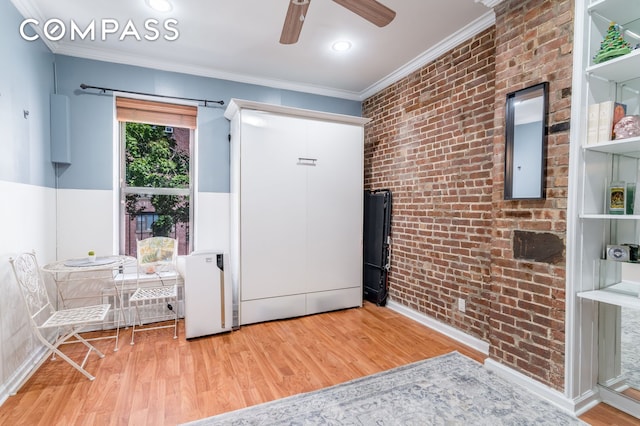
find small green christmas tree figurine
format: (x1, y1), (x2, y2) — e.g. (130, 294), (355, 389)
(593, 22), (632, 64)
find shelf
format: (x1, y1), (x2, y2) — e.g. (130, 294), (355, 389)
(583, 136), (640, 156)
(588, 0), (639, 25)
(581, 213), (640, 219)
(578, 281), (640, 310)
(586, 49), (640, 83)
(588, 0), (640, 40)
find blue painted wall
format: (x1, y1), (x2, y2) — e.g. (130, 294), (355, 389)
(2, 0), (361, 192)
(0, 0), (55, 188)
(52, 55), (362, 192)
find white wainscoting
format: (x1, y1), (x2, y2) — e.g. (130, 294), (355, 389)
(56, 189), (231, 258)
(194, 192), (230, 253)
(0, 180), (56, 404)
(0, 187), (230, 404)
(56, 188), (116, 260)
(0, 181), (57, 259)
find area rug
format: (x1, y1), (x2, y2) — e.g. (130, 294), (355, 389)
(182, 351), (584, 425)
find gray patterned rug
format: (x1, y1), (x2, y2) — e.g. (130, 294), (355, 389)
(182, 351), (584, 426)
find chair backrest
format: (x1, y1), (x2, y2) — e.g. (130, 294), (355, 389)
(9, 252), (54, 327)
(137, 237), (178, 273)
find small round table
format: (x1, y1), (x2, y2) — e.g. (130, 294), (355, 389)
(42, 255), (137, 351)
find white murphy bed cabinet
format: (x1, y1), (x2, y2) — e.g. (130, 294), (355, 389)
(224, 99), (370, 325)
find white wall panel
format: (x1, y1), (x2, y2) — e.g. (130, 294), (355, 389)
(194, 192), (230, 253)
(58, 189), (230, 258)
(56, 189), (116, 260)
(0, 181), (56, 401)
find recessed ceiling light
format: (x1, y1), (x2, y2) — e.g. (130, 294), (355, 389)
(147, 0), (172, 12)
(332, 40), (352, 52)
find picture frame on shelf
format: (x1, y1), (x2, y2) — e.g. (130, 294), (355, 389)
(608, 181), (626, 214)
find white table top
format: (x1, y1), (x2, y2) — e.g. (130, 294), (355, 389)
(42, 255), (136, 273)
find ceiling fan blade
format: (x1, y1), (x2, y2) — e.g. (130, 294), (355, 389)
(280, 0), (311, 44)
(332, 0), (395, 27)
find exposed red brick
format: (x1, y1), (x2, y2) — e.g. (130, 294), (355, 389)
(363, 0), (572, 392)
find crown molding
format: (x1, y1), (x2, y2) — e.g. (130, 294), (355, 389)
(10, 0), (57, 52)
(359, 10), (496, 100)
(52, 41), (364, 101)
(475, 0), (505, 8)
(11, 0), (496, 103)
(10, 0), (363, 101)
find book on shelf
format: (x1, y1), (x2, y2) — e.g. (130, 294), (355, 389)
(593, 101), (627, 143)
(586, 102), (599, 145)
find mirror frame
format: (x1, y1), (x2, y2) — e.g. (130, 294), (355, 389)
(504, 82), (549, 200)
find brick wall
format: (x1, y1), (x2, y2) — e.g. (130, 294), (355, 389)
(490, 0), (573, 390)
(363, 27), (496, 342)
(362, 0), (573, 391)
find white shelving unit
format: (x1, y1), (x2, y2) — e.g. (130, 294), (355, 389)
(583, 136), (640, 155)
(578, 281), (640, 309)
(569, 0), (640, 417)
(576, 3), (640, 304)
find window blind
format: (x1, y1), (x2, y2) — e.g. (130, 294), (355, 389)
(116, 97), (197, 129)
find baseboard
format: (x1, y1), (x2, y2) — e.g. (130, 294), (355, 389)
(0, 345), (49, 405)
(485, 358), (585, 416)
(386, 300), (490, 355)
(572, 388), (601, 416)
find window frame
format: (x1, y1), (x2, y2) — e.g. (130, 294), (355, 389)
(117, 113), (195, 256)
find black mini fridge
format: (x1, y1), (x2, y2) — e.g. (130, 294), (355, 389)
(363, 189), (392, 306)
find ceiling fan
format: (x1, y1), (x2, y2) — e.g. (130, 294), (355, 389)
(280, 0), (396, 45)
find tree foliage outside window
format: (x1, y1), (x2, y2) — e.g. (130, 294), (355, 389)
(124, 123), (190, 238)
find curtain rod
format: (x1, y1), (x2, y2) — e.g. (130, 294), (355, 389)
(79, 83), (225, 106)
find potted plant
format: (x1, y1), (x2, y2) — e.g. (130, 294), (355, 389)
(87, 250), (96, 262)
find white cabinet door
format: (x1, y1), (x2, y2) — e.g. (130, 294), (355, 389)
(240, 111), (308, 301)
(306, 120), (363, 293)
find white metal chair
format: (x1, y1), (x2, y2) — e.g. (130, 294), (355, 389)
(129, 237), (179, 344)
(9, 252), (110, 384)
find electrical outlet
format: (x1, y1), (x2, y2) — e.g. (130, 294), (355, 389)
(458, 298), (466, 313)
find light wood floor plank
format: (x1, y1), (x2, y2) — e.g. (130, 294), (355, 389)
(0, 302), (635, 425)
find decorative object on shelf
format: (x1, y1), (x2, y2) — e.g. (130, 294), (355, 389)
(612, 102), (627, 139)
(87, 250), (96, 262)
(622, 243), (640, 262)
(627, 183), (636, 214)
(608, 181), (626, 214)
(614, 115), (640, 140)
(593, 22), (632, 64)
(607, 244), (631, 262)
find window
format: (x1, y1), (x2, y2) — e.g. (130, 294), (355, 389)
(135, 212), (159, 236)
(117, 97), (197, 256)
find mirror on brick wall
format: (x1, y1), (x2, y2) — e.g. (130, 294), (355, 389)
(504, 82), (548, 200)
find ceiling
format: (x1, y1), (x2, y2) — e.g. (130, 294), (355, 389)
(11, 0), (500, 101)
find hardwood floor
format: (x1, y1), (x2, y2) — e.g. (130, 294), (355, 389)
(0, 302), (637, 425)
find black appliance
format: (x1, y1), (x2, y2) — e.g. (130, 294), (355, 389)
(363, 189), (392, 306)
